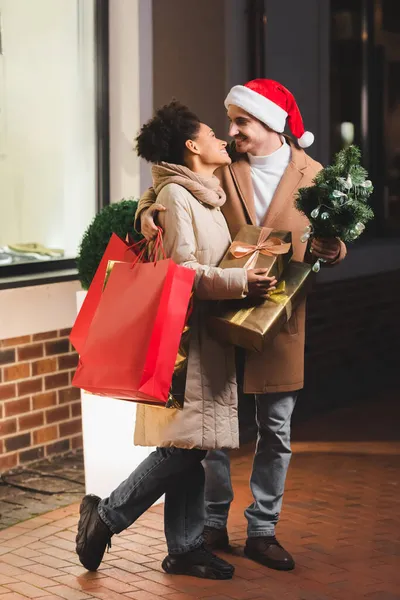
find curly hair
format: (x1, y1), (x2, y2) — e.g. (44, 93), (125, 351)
(135, 100), (201, 166)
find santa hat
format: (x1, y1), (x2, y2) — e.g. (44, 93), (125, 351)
(224, 79), (314, 148)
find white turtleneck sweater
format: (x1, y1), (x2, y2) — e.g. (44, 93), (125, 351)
(248, 139), (291, 226)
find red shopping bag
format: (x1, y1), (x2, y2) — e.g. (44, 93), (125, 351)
(72, 252), (195, 405)
(70, 234), (141, 354)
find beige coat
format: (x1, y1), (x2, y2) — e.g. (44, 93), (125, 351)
(134, 182), (248, 450)
(136, 141), (347, 395)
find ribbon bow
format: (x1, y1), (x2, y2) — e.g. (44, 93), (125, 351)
(267, 280), (292, 320)
(229, 228), (291, 270)
(267, 280), (287, 303)
(230, 279), (292, 327)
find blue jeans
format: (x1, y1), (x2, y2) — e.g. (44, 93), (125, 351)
(203, 392), (297, 537)
(98, 447), (207, 554)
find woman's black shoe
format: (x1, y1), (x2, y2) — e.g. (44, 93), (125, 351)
(76, 494), (113, 571)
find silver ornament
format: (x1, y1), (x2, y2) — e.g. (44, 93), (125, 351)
(345, 175), (353, 189)
(361, 180), (372, 189)
(300, 232), (310, 243)
(321, 212), (330, 220)
(355, 222), (365, 233)
(312, 259), (321, 273)
(311, 207), (320, 219)
(332, 190), (347, 198)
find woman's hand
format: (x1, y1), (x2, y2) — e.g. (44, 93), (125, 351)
(247, 269), (277, 298)
(140, 204), (166, 241)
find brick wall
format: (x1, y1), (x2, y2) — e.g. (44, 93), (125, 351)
(305, 269), (400, 370)
(0, 329), (81, 471)
(301, 267), (400, 415)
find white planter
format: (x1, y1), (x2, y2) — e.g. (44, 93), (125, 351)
(76, 290), (159, 500)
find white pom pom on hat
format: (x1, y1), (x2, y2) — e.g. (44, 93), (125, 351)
(224, 79), (314, 148)
(298, 131), (314, 148)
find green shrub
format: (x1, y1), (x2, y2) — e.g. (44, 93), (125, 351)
(77, 198), (143, 290)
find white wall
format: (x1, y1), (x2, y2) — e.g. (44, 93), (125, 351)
(0, 280), (81, 339)
(109, 0), (142, 203)
(0, 0), (96, 257)
(138, 0), (154, 193)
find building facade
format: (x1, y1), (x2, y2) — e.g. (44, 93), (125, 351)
(1, 0), (399, 469)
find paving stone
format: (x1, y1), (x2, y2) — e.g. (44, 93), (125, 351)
(0, 400), (398, 599)
(0, 451), (84, 529)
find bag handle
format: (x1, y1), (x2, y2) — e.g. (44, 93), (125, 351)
(148, 228), (166, 263)
(129, 228), (166, 269)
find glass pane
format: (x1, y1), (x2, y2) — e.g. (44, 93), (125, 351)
(330, 0), (400, 236)
(330, 0), (363, 155)
(0, 0), (96, 267)
(378, 2), (400, 233)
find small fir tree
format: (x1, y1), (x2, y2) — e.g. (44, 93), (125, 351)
(295, 145), (374, 271)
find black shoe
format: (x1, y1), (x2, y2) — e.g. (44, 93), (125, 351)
(76, 494), (113, 571)
(162, 544), (234, 579)
(203, 525), (230, 551)
(244, 536), (295, 571)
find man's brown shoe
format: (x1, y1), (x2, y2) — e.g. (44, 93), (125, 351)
(203, 525), (230, 551)
(244, 536), (295, 571)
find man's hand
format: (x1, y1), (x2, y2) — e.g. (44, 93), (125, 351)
(311, 237), (341, 263)
(247, 269), (277, 298)
(140, 204), (166, 241)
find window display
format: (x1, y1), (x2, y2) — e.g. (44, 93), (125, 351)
(0, 0), (99, 268)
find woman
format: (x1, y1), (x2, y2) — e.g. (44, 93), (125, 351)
(75, 101), (275, 580)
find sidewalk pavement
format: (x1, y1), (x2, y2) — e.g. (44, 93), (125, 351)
(0, 398), (399, 600)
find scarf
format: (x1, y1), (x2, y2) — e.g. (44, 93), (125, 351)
(151, 162), (226, 208)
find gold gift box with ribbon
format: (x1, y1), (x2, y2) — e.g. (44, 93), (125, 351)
(219, 225), (293, 278)
(209, 225), (312, 352)
(210, 260), (312, 353)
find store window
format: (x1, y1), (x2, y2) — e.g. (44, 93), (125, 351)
(330, 0), (363, 155)
(330, 0), (400, 236)
(0, 0), (108, 271)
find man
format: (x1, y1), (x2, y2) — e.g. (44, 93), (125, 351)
(137, 79), (346, 571)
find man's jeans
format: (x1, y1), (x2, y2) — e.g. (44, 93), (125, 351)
(99, 446), (207, 554)
(203, 392), (297, 537)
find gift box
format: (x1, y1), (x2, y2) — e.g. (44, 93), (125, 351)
(209, 261), (313, 353)
(219, 225), (292, 279)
